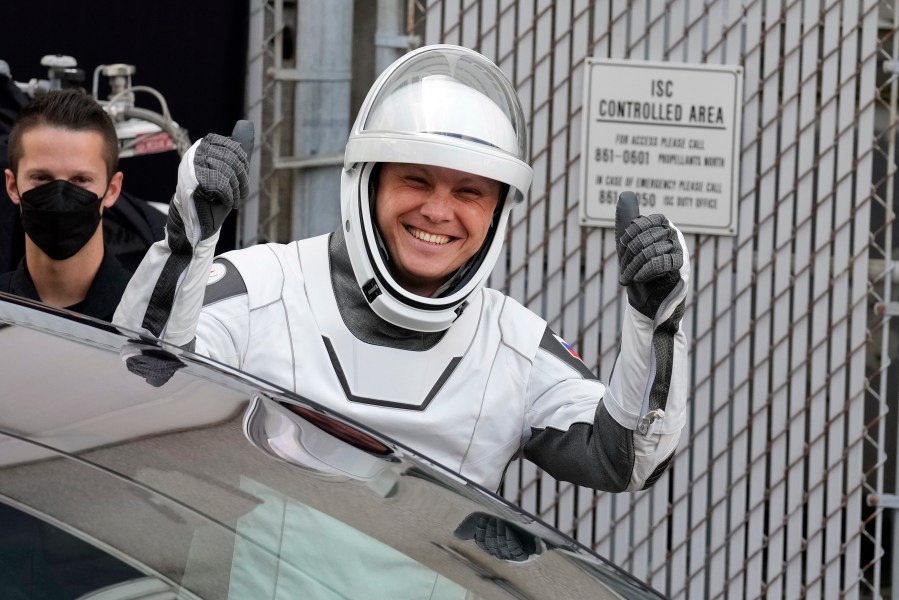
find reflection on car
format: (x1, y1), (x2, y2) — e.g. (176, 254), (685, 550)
(0, 292), (665, 599)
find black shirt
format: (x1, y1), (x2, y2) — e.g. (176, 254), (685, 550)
(0, 248), (131, 322)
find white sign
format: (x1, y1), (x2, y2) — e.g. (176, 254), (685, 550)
(579, 58), (743, 236)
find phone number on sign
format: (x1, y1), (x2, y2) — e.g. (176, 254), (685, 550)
(597, 190), (656, 206)
(594, 149), (650, 165)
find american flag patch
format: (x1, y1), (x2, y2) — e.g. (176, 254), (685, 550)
(554, 334), (582, 360)
(541, 328), (597, 380)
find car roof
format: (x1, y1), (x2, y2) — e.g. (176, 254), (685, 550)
(0, 292), (665, 599)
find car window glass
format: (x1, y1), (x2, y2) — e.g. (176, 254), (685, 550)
(0, 502), (171, 600)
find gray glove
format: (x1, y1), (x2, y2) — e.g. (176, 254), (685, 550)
(192, 132), (250, 241)
(615, 191), (684, 320)
(121, 342), (185, 387)
(454, 513), (539, 562)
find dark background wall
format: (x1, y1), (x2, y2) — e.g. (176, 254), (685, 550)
(0, 0), (249, 254)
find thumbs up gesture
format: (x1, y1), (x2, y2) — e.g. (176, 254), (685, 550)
(614, 191), (686, 320)
(190, 121), (254, 240)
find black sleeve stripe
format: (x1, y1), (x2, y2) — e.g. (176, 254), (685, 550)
(141, 207), (193, 337)
(538, 326), (597, 380)
(203, 258), (247, 306)
(647, 299), (686, 414)
(141, 253), (191, 337)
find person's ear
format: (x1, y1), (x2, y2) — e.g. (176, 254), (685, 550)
(4, 169), (20, 206)
(102, 171), (124, 210)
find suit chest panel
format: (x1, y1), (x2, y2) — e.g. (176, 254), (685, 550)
(238, 237), (532, 478)
(294, 236), (480, 406)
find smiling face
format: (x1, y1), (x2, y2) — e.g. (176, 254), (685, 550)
(375, 162), (502, 297)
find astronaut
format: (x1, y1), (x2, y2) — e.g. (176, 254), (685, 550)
(114, 44), (690, 494)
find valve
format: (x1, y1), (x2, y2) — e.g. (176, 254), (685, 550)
(39, 54), (84, 91)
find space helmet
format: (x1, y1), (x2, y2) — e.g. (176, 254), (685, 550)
(341, 44), (532, 332)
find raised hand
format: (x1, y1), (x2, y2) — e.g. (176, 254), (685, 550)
(614, 191), (684, 320)
(190, 121), (253, 241)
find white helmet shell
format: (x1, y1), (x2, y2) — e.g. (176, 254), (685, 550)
(341, 45), (532, 332)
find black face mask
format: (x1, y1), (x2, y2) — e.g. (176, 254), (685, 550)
(18, 179), (104, 260)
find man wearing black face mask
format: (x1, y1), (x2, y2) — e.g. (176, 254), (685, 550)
(1, 89), (130, 321)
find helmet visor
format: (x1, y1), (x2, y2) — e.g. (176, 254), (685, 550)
(361, 47), (528, 162)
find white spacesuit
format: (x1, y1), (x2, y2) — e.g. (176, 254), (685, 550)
(114, 45), (690, 494)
